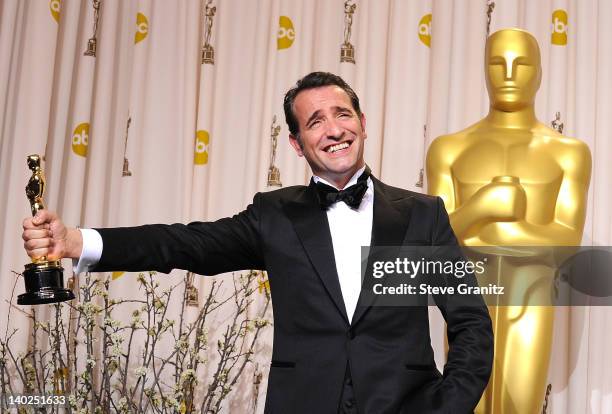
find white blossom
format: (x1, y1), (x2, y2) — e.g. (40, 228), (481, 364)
(117, 397), (129, 413)
(135, 366), (147, 378)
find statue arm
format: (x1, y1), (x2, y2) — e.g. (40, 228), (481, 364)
(426, 138), (457, 211)
(479, 142), (592, 245)
(426, 138), (498, 238)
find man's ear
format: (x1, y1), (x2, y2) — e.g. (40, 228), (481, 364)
(289, 134), (304, 157)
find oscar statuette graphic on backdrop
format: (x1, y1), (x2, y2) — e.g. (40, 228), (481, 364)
(18, 155), (75, 305)
(340, 0), (356, 63)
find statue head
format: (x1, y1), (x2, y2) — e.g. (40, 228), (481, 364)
(27, 154), (41, 171)
(485, 29), (542, 112)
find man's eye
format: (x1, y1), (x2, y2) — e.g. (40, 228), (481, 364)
(308, 120), (321, 129)
(338, 112), (350, 118)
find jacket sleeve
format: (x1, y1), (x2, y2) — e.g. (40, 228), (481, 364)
(92, 193), (265, 275)
(431, 196), (494, 412)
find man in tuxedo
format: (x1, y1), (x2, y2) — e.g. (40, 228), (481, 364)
(23, 72), (493, 413)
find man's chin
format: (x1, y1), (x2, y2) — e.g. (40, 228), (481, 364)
(329, 164), (364, 181)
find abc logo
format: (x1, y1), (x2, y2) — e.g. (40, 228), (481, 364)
(112, 271), (125, 280)
(194, 130), (210, 165)
(418, 14), (432, 47)
(551, 9), (568, 45)
(277, 16), (295, 50)
(135, 12), (149, 44)
(72, 122), (89, 157)
(49, 0), (60, 23)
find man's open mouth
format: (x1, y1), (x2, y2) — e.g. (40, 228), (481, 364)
(324, 141), (351, 153)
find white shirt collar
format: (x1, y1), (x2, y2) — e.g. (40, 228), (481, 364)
(312, 165), (367, 190)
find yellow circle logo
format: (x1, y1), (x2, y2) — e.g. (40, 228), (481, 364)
(135, 12), (149, 44)
(112, 271), (125, 280)
(72, 122), (89, 157)
(551, 10), (568, 45)
(277, 16), (295, 50)
(418, 14), (432, 47)
(49, 0), (61, 23)
(194, 130), (210, 165)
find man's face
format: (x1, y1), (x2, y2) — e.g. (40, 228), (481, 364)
(485, 30), (541, 111)
(289, 85), (366, 188)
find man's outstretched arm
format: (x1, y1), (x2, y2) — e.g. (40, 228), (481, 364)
(22, 194), (265, 276)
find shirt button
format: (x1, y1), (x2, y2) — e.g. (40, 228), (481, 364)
(347, 329), (355, 340)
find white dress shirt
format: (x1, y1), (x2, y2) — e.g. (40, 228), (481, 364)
(73, 228), (103, 275)
(313, 166), (373, 322)
(75, 167), (374, 322)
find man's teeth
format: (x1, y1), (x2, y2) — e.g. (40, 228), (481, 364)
(326, 142), (350, 153)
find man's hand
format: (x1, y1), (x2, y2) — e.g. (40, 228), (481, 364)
(22, 210), (83, 261)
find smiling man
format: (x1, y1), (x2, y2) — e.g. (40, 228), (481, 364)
(23, 72), (493, 413)
(286, 74), (367, 189)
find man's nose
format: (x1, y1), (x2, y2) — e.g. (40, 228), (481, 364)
(325, 119), (343, 139)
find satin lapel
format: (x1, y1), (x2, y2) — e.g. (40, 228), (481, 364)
(351, 178), (414, 326)
(282, 183), (350, 324)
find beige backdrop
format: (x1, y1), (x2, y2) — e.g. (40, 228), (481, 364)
(1, 0), (611, 412)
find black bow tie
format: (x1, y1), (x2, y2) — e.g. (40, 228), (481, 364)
(314, 167), (370, 209)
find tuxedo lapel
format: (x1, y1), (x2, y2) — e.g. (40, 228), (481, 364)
(282, 183), (350, 324)
(351, 178), (414, 326)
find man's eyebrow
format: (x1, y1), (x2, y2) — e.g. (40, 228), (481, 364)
(333, 105), (352, 113)
(305, 106), (353, 126)
(305, 110), (322, 127)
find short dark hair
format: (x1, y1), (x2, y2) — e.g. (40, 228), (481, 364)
(283, 72), (362, 137)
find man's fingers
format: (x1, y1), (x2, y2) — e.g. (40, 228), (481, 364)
(32, 210), (57, 226)
(22, 211), (64, 259)
(22, 229), (50, 241)
(23, 217), (51, 230)
(24, 237), (52, 251)
(22, 217), (37, 230)
(27, 248), (50, 260)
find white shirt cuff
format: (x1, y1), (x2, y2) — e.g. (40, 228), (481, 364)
(72, 228), (103, 275)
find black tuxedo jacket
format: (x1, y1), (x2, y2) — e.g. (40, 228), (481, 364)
(94, 178), (493, 413)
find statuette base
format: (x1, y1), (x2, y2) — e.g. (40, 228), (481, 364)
(267, 167), (282, 187)
(84, 38), (97, 57)
(202, 45), (214, 65)
(18, 261), (75, 305)
(340, 43), (355, 63)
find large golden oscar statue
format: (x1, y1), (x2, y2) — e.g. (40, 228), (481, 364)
(427, 29), (591, 413)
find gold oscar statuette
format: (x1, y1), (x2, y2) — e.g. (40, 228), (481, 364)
(486, 1), (496, 36)
(84, 0), (101, 57)
(201, 0), (216, 64)
(267, 115), (282, 187)
(340, 0), (356, 63)
(415, 124), (427, 188)
(427, 29), (591, 414)
(18, 155), (75, 305)
(122, 116), (132, 177)
(185, 271), (199, 307)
